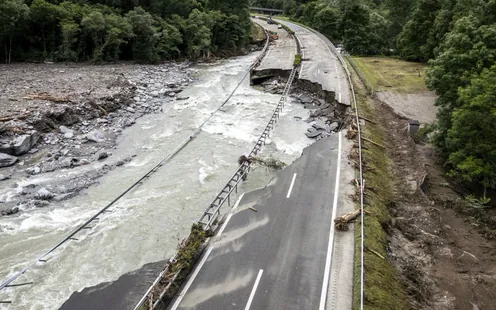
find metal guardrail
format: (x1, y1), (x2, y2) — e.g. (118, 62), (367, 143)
(312, 28), (366, 310)
(293, 22), (365, 310)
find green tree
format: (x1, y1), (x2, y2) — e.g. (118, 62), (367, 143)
(397, 0), (442, 61)
(59, 19), (79, 61)
(30, 0), (61, 59)
(313, 6), (340, 41)
(126, 6), (158, 62)
(341, 4), (371, 54)
(0, 0), (29, 63)
(184, 9), (213, 58)
(81, 10), (106, 61)
(426, 15), (496, 150)
(447, 65), (496, 197)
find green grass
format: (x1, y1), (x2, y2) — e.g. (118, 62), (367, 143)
(294, 53), (301, 66)
(351, 56), (428, 93)
(351, 75), (412, 309)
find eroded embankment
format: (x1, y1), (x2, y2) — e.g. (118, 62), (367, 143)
(349, 62), (496, 310)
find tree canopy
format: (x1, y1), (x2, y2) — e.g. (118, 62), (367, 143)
(0, 0), (252, 63)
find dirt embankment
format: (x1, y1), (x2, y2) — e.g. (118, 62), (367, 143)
(368, 87), (496, 309)
(0, 63), (191, 215)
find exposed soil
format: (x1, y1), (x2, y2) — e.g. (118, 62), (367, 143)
(373, 100), (496, 309)
(376, 91), (438, 124)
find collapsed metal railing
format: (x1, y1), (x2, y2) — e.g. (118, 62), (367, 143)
(132, 30), (289, 310)
(198, 66), (297, 229)
(137, 66), (298, 310)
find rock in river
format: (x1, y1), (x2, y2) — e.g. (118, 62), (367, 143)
(35, 188), (54, 200)
(86, 130), (106, 143)
(0, 153), (18, 168)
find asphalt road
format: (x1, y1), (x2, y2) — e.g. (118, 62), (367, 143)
(253, 19), (296, 71)
(275, 19), (351, 106)
(169, 133), (344, 310)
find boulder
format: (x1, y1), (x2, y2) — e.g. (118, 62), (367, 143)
(176, 97), (190, 101)
(126, 107), (136, 113)
(306, 129), (325, 138)
(299, 95), (313, 104)
(329, 122), (339, 131)
(312, 120), (328, 131)
(86, 130), (106, 143)
(12, 132), (40, 155)
(0, 173), (11, 181)
(35, 188), (54, 200)
(0, 153), (18, 168)
(60, 126), (74, 139)
(98, 152), (108, 160)
(167, 92), (176, 97)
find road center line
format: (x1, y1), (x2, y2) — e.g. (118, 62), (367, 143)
(319, 131), (342, 310)
(286, 173), (297, 198)
(244, 269), (264, 310)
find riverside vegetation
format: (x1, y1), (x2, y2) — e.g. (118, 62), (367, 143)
(0, 0), (253, 63)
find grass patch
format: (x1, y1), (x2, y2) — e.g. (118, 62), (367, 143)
(294, 53), (301, 66)
(251, 22), (265, 43)
(351, 56), (428, 93)
(351, 74), (412, 309)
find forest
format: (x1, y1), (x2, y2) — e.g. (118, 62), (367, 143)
(253, 0), (495, 199)
(0, 0), (252, 63)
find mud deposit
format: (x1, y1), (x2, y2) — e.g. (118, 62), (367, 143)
(376, 101), (496, 310)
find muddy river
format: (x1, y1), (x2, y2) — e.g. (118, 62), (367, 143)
(0, 53), (312, 309)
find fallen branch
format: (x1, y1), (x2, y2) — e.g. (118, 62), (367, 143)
(358, 115), (377, 124)
(334, 209), (369, 231)
(369, 248), (385, 260)
(0, 112), (31, 122)
(362, 137), (386, 149)
(22, 93), (71, 103)
(238, 155), (286, 170)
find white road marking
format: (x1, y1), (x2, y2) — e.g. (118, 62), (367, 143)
(286, 173), (297, 198)
(319, 131), (342, 310)
(170, 193), (244, 309)
(244, 269), (264, 310)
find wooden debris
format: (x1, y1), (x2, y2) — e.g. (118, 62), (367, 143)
(369, 248), (385, 260)
(22, 93), (71, 103)
(249, 207), (258, 212)
(0, 112), (30, 122)
(362, 137), (386, 149)
(358, 115), (376, 124)
(334, 209), (369, 231)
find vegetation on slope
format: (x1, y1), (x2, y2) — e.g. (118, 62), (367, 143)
(0, 0), (253, 63)
(349, 57), (427, 93)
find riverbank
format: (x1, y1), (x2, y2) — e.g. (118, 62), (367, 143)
(0, 62), (192, 216)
